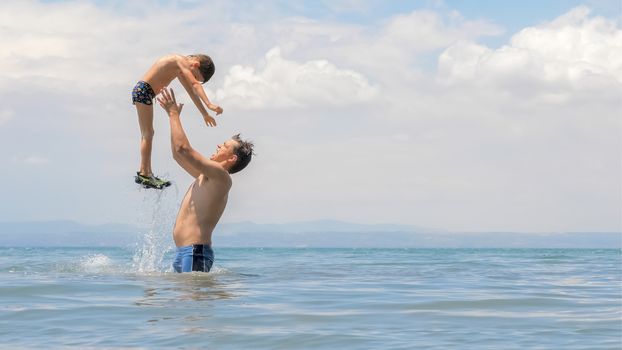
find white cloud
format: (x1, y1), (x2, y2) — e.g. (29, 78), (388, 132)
(13, 155), (51, 165)
(437, 6), (622, 98)
(0, 1), (217, 90)
(0, 109), (13, 126)
(380, 10), (502, 52)
(215, 47), (377, 109)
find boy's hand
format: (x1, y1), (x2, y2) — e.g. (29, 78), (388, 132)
(208, 103), (224, 115)
(202, 113), (217, 127)
(157, 88), (184, 116)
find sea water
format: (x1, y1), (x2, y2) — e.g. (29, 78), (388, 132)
(0, 245), (620, 349)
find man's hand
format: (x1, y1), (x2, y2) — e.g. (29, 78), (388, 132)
(157, 88), (184, 117)
(208, 103), (224, 115)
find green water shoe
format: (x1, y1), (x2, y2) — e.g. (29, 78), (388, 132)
(134, 172), (171, 190)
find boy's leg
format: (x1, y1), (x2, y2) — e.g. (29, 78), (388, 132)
(134, 103), (171, 189)
(136, 103), (154, 177)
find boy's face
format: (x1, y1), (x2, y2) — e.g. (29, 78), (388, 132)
(189, 60), (206, 83)
(191, 66), (205, 84)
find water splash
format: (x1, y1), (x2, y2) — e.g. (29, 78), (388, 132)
(79, 254), (113, 273)
(132, 181), (180, 273)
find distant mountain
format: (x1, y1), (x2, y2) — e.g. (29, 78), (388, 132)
(0, 220), (619, 248)
(216, 220), (440, 235)
(0, 221), (140, 247)
(214, 226), (621, 249)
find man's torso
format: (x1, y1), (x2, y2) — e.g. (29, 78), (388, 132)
(173, 175), (230, 247)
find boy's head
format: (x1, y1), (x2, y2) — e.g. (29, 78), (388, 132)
(188, 54), (215, 84)
(210, 134), (254, 174)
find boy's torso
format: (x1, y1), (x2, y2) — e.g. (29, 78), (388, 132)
(141, 54), (187, 94)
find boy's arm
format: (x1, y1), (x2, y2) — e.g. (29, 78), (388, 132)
(158, 88), (231, 182)
(177, 70), (218, 127)
(180, 67), (221, 112)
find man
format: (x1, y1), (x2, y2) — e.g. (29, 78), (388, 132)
(157, 88), (254, 273)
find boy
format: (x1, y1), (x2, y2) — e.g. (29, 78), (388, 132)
(131, 54), (223, 189)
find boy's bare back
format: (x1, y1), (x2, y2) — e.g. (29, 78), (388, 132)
(141, 54), (190, 95)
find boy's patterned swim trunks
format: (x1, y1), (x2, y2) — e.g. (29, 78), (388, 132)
(132, 80), (156, 105)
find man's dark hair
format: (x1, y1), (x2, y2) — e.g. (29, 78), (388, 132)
(229, 134), (254, 174)
(189, 54), (215, 84)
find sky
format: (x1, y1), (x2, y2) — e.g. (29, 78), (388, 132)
(0, 0), (620, 233)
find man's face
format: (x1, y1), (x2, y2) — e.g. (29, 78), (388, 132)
(210, 139), (239, 162)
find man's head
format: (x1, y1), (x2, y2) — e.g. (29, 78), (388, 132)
(210, 134), (254, 174)
(188, 54), (215, 84)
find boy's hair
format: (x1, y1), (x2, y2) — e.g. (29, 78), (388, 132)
(229, 134), (254, 174)
(189, 54), (215, 84)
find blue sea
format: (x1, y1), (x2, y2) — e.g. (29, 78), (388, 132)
(0, 245), (620, 349)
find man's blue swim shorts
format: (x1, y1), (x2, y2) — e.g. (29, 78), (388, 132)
(172, 244), (214, 273)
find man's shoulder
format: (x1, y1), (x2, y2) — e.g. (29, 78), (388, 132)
(200, 168), (232, 187)
(218, 170), (233, 188)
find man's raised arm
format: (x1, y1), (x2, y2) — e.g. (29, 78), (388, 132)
(157, 88), (227, 180)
